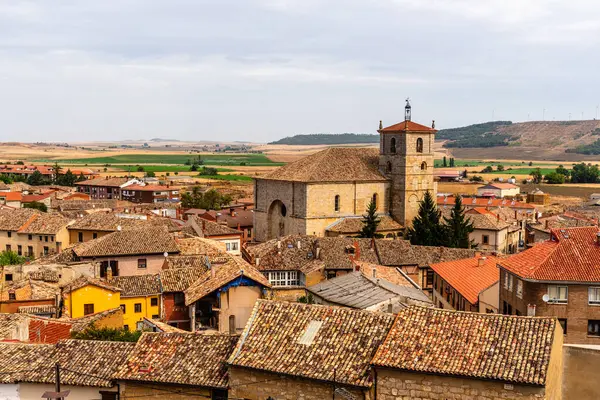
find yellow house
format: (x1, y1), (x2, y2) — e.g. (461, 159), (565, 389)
(112, 274), (161, 331)
(61, 277), (121, 318)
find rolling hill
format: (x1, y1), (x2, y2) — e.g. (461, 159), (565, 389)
(269, 133), (378, 145)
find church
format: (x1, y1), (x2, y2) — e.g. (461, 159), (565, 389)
(253, 100), (437, 242)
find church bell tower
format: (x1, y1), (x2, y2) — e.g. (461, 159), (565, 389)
(378, 99), (437, 227)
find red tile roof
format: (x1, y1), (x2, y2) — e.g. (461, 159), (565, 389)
(22, 193), (53, 203)
(0, 192), (22, 202)
(500, 226), (600, 282)
(429, 255), (500, 304)
(378, 120), (436, 133)
(123, 184), (179, 191)
(438, 196), (535, 210)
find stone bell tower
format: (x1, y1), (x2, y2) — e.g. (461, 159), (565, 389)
(378, 98), (437, 227)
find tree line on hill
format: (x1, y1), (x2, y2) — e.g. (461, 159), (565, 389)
(268, 133), (379, 145)
(437, 121), (514, 148)
(0, 162), (87, 187)
(566, 137), (600, 155)
(532, 162), (600, 184)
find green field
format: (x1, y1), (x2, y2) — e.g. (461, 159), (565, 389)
(488, 168), (558, 175)
(33, 154), (282, 166)
(111, 165), (234, 173)
(434, 159), (539, 168)
(197, 174), (253, 182)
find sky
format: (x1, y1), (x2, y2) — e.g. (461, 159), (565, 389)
(1, 0), (600, 143)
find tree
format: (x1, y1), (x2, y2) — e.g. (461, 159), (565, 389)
(181, 187), (233, 210)
(298, 293), (315, 304)
(571, 163), (600, 183)
(443, 196), (475, 248)
(0, 174), (13, 184)
(52, 162), (62, 179)
(0, 250), (25, 266)
(530, 168), (543, 184)
(190, 164), (198, 172)
(23, 201), (48, 212)
(449, 157), (455, 167)
(137, 166), (145, 172)
(359, 200), (381, 238)
(442, 156), (447, 167)
(146, 171), (156, 177)
(71, 325), (142, 342)
(470, 175), (484, 182)
(545, 172), (565, 184)
(481, 166), (494, 173)
(407, 192), (444, 246)
(26, 170), (46, 186)
(555, 164), (570, 177)
(497, 165), (504, 171)
(56, 169), (76, 186)
(528, 161), (533, 166)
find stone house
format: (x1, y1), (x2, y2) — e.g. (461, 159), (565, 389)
(499, 226), (600, 344)
(76, 177), (140, 200)
(447, 207), (514, 254)
(0, 339), (134, 400)
(228, 300), (395, 400)
(254, 101), (437, 241)
(427, 254), (500, 313)
(188, 206), (255, 241)
(371, 306), (563, 400)
(116, 332), (235, 400)
(183, 216), (243, 255)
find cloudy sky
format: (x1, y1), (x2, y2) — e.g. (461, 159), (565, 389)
(1, 1), (599, 142)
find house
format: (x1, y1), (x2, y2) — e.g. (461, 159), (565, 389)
(0, 208), (70, 258)
(68, 227), (180, 277)
(61, 276), (121, 318)
(499, 226), (600, 344)
(112, 274), (161, 331)
(21, 192), (54, 209)
(69, 307), (124, 333)
(0, 339), (135, 400)
(76, 177), (140, 200)
(254, 101), (437, 240)
(528, 188), (551, 205)
(67, 212), (145, 244)
(0, 164), (54, 179)
(184, 255), (270, 334)
(159, 264), (208, 330)
(371, 307), (563, 400)
(183, 216), (243, 254)
(0, 192), (22, 207)
(0, 278), (59, 314)
(307, 269), (432, 312)
(187, 206), (254, 241)
(120, 184), (180, 204)
(438, 195), (536, 214)
(427, 254), (500, 313)
(527, 212), (597, 244)
(227, 300), (395, 400)
(0, 313), (71, 343)
(462, 208), (514, 254)
(434, 169), (462, 182)
(477, 182), (521, 198)
(115, 332), (236, 400)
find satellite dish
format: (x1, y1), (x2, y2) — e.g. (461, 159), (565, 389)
(163, 252), (168, 258)
(542, 294), (550, 303)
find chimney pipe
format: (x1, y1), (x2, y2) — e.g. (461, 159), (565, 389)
(297, 241), (301, 249)
(372, 268), (377, 278)
(255, 257), (260, 267)
(106, 266), (113, 282)
(478, 256), (486, 268)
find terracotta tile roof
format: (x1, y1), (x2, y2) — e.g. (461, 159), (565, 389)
(307, 271), (431, 309)
(1, 279), (59, 301)
(163, 254), (210, 270)
(0, 342), (54, 383)
(115, 332), (237, 388)
(0, 313), (72, 342)
(49, 339), (135, 387)
(228, 300), (394, 388)
(326, 215), (403, 234)
(438, 196), (536, 210)
(112, 274), (161, 297)
(200, 209), (254, 229)
(457, 208), (510, 231)
(69, 307), (124, 332)
(184, 255), (270, 305)
(160, 266), (209, 292)
(378, 119), (436, 133)
(0, 192), (22, 202)
(141, 318), (188, 333)
(371, 307), (557, 386)
(18, 213), (70, 235)
(72, 227), (179, 257)
(61, 276), (121, 294)
(186, 216), (242, 237)
(29, 268), (60, 283)
(175, 237), (230, 262)
(0, 208), (38, 231)
(21, 193), (53, 203)
(56, 199), (121, 211)
(354, 261), (416, 287)
(500, 226), (600, 282)
(67, 212), (145, 231)
(18, 305), (56, 315)
(122, 184), (180, 191)
(430, 255), (500, 304)
(258, 148), (387, 183)
(76, 177), (131, 187)
(375, 240), (478, 267)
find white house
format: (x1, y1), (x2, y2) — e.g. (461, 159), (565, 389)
(477, 183), (520, 198)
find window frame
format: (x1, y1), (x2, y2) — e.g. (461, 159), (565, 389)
(589, 287), (600, 305)
(134, 303), (142, 313)
(516, 279), (523, 299)
(150, 297), (158, 307)
(120, 304), (126, 313)
(84, 303), (95, 315)
(267, 271), (300, 287)
(588, 320), (600, 337)
(416, 137), (424, 153)
(137, 258), (147, 269)
(548, 285), (568, 304)
(482, 235), (490, 245)
(334, 195), (340, 212)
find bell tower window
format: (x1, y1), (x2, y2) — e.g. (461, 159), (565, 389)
(421, 162), (427, 170)
(386, 161), (392, 173)
(372, 193), (378, 208)
(334, 195), (340, 212)
(390, 137), (396, 154)
(416, 138), (423, 153)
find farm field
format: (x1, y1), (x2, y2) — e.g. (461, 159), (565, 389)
(110, 165), (234, 173)
(33, 153), (282, 166)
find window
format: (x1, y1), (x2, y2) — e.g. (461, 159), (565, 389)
(267, 271), (299, 287)
(50, 236), (54, 242)
(588, 320), (600, 337)
(589, 287), (600, 305)
(334, 195), (340, 212)
(152, 314), (159, 319)
(548, 285), (568, 304)
(93, 232), (98, 239)
(482, 235), (490, 245)
(43, 246), (49, 255)
(84, 304), (95, 315)
(5, 245), (10, 252)
(390, 137), (397, 153)
(8, 292), (15, 301)
(137, 259), (147, 269)
(134, 303), (142, 313)
(17, 245), (21, 256)
(44, 236), (48, 242)
(174, 292), (185, 306)
(123, 325), (129, 331)
(27, 246), (33, 256)
(516, 280), (523, 299)
(226, 242), (239, 252)
(229, 315), (236, 334)
(425, 270), (434, 288)
(5, 274), (12, 282)
(502, 301), (512, 315)
(78, 232), (83, 242)
(416, 137), (424, 153)
(420, 162), (427, 171)
(558, 319), (568, 335)
(39, 236), (42, 241)
(386, 161), (392, 173)
(372, 193), (378, 208)
(151, 297), (158, 307)
(7, 231), (11, 238)
(28, 234), (32, 241)
(120, 304), (126, 313)
(100, 391), (118, 400)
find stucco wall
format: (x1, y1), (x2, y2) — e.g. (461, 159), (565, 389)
(218, 286), (261, 334)
(562, 345), (600, 399)
(120, 382), (213, 399)
(0, 229), (68, 259)
(478, 282), (499, 313)
(65, 285), (120, 318)
(120, 295), (160, 330)
(19, 383), (117, 400)
(85, 254), (166, 276)
(0, 384), (18, 400)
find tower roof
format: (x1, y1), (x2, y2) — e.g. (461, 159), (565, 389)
(379, 120), (437, 133)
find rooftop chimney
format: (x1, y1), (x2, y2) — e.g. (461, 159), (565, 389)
(478, 256), (487, 268)
(255, 257), (260, 267)
(297, 241), (301, 249)
(372, 268), (377, 278)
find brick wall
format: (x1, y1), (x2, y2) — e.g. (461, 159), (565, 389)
(120, 381), (213, 399)
(229, 367), (367, 400)
(28, 318), (71, 344)
(162, 293), (190, 329)
(375, 369), (546, 400)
